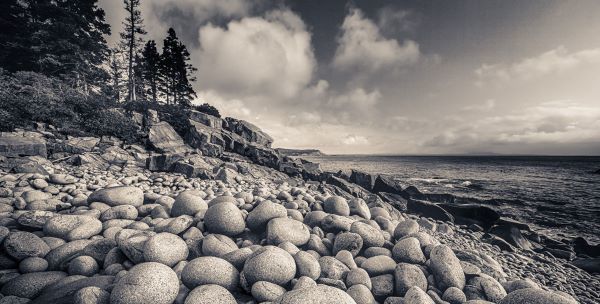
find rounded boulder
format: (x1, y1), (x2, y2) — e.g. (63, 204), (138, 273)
(181, 256), (239, 291)
(110, 262), (179, 304)
(243, 246), (296, 286)
(143, 232), (189, 267)
(267, 217), (310, 246)
(88, 186), (144, 207)
(204, 202), (246, 236)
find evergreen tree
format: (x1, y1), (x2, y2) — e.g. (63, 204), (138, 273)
(160, 28), (197, 106)
(0, 0), (111, 90)
(141, 40), (161, 104)
(120, 0), (146, 102)
(107, 48), (126, 102)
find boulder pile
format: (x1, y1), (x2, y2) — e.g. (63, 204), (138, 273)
(0, 159), (595, 304)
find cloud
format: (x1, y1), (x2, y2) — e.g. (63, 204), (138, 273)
(462, 99), (496, 112)
(377, 6), (418, 34)
(342, 135), (370, 146)
(332, 8), (420, 73)
(476, 46), (600, 85)
(423, 100), (600, 153)
(194, 9), (316, 99)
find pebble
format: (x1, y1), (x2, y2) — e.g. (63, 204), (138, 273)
(204, 202), (246, 236)
(392, 237), (426, 264)
(429, 244), (466, 291)
(43, 215), (102, 241)
(3, 231), (50, 260)
(143, 232), (189, 267)
(393, 219), (419, 239)
(181, 256), (239, 291)
(273, 285), (356, 304)
(0, 271), (67, 299)
(184, 284), (237, 304)
(246, 200), (287, 232)
(294, 251), (321, 280)
(333, 232), (363, 256)
(267, 217), (311, 246)
(251, 281), (287, 302)
(19, 256), (49, 273)
(110, 262), (179, 304)
(394, 262), (428, 296)
(350, 221), (384, 248)
(73, 286), (110, 304)
(323, 196), (350, 216)
(243, 246), (296, 286)
(171, 191), (208, 217)
(88, 186), (144, 207)
(361, 255), (397, 276)
(67, 255), (99, 276)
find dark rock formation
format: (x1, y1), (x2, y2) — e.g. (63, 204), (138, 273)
(406, 199), (454, 222)
(489, 224), (533, 251)
(148, 122), (192, 154)
(439, 203), (500, 230)
(572, 258), (600, 273)
(224, 117), (273, 147)
(0, 134), (47, 157)
(349, 170), (376, 192)
(275, 148), (323, 156)
(372, 175), (406, 197)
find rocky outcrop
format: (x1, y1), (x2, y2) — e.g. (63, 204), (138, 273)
(224, 117), (273, 147)
(350, 170), (376, 191)
(0, 133), (47, 158)
(189, 110), (224, 129)
(148, 122), (192, 154)
(276, 148), (323, 156)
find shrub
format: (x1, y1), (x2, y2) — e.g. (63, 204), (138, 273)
(193, 103), (221, 118)
(0, 70), (140, 142)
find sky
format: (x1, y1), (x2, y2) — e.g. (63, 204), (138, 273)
(98, 0), (600, 155)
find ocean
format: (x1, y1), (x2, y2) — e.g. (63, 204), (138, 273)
(302, 155), (600, 244)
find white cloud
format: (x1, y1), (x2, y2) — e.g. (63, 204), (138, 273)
(332, 8), (420, 73)
(462, 99), (496, 112)
(342, 135), (370, 146)
(423, 100), (600, 153)
(476, 46), (600, 85)
(327, 88), (381, 109)
(193, 9), (315, 99)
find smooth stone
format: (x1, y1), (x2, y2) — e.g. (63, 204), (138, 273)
(202, 234), (238, 257)
(116, 231), (154, 264)
(100, 205), (138, 221)
(371, 274), (394, 298)
(443, 286), (467, 304)
(348, 198), (371, 219)
(273, 285), (355, 304)
(347, 284), (376, 304)
(43, 215), (102, 241)
(181, 257), (239, 291)
(154, 215), (193, 234)
(350, 221), (384, 248)
(246, 200), (287, 232)
(19, 257), (49, 273)
(222, 247), (253, 269)
(393, 220), (419, 239)
(68, 255), (99, 276)
(46, 239), (92, 270)
(143, 232), (189, 267)
(468, 273), (507, 302)
(323, 196), (350, 216)
(73, 286), (110, 304)
(346, 268), (372, 289)
(429, 244), (465, 291)
(243, 246), (296, 286)
(293, 276), (317, 290)
(394, 263), (427, 296)
(171, 191), (207, 217)
(361, 255), (396, 276)
(3, 231), (50, 260)
(0, 271), (67, 299)
(294, 251), (321, 280)
(392, 237), (426, 264)
(267, 217), (310, 246)
(184, 284), (236, 304)
(110, 262), (179, 304)
(83, 239), (117, 263)
(88, 186), (143, 207)
(333, 232), (363, 256)
(499, 288), (578, 304)
(319, 256), (350, 280)
(204, 202), (245, 236)
(404, 286), (434, 304)
(251, 281), (287, 302)
(49, 174), (76, 185)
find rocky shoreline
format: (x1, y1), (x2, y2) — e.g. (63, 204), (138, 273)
(0, 112), (598, 304)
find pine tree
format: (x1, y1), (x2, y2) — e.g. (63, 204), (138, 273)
(0, 0), (111, 89)
(159, 28), (196, 106)
(107, 48), (126, 102)
(141, 40), (161, 104)
(120, 0), (146, 103)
